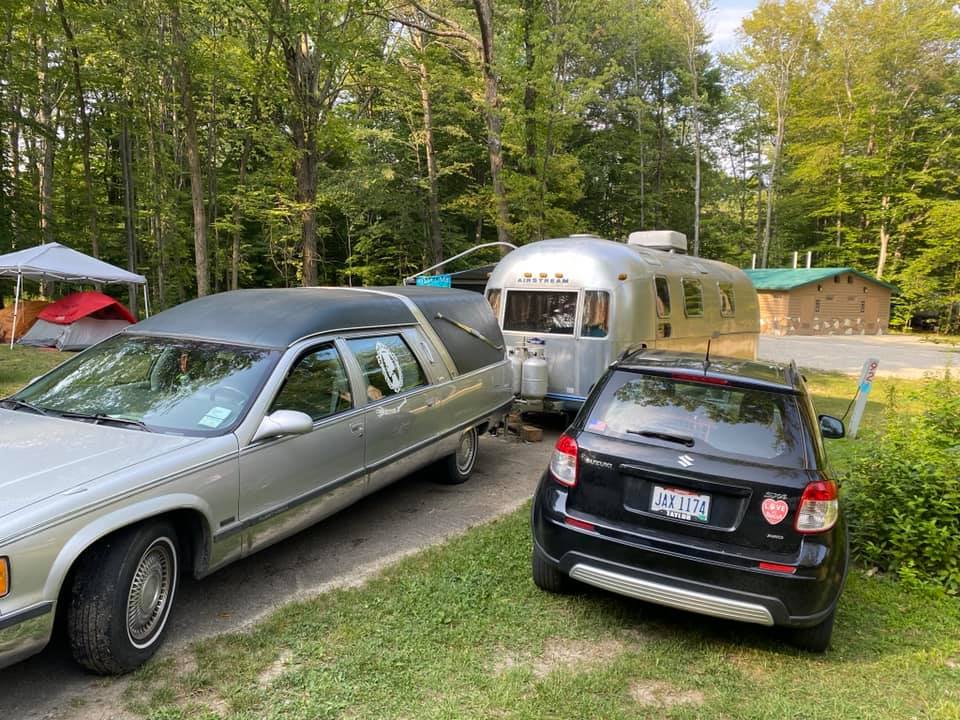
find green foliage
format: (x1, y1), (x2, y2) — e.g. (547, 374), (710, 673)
(844, 372), (960, 593)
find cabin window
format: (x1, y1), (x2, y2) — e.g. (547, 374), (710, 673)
(654, 276), (671, 317)
(486, 289), (502, 319)
(815, 299), (821, 313)
(346, 335), (427, 401)
(681, 278), (704, 317)
(581, 291), (610, 337)
(717, 281), (736, 317)
(271, 344), (352, 421)
(503, 290), (578, 335)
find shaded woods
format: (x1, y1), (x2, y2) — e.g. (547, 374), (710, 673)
(1, 0), (958, 329)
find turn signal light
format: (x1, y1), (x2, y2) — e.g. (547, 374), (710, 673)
(0, 557), (9, 598)
(795, 480), (839, 533)
(550, 434), (579, 487)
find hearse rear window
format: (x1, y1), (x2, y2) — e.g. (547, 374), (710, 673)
(504, 290), (577, 334)
(586, 372), (805, 465)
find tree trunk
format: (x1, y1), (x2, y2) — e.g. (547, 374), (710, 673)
(521, 0), (537, 162)
(56, 0), (99, 257)
(34, 0), (55, 247)
(761, 113), (785, 268)
(171, 0), (208, 297)
(417, 51), (443, 268)
(876, 194), (889, 279)
(473, 0), (512, 250)
(120, 113), (139, 316)
(232, 132), (250, 290)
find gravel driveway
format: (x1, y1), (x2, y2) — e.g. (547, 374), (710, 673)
(759, 334), (956, 377)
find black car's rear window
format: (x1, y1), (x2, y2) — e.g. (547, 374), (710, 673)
(586, 371), (806, 466)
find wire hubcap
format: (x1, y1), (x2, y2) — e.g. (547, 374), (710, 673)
(126, 538), (175, 647)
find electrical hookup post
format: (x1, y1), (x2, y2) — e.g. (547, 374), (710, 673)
(848, 357), (880, 439)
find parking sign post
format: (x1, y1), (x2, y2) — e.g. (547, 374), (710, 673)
(848, 358), (879, 439)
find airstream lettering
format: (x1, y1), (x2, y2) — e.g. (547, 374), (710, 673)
(484, 233), (760, 412)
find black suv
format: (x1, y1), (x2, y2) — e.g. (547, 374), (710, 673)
(531, 350), (848, 651)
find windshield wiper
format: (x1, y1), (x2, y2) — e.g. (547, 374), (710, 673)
(56, 410), (152, 432)
(626, 429), (695, 447)
(1, 397), (52, 416)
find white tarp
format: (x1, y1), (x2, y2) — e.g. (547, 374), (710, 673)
(0, 243), (146, 284)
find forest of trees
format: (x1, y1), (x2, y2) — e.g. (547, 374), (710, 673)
(1, 0), (958, 329)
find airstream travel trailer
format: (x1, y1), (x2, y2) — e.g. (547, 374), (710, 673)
(484, 232), (760, 413)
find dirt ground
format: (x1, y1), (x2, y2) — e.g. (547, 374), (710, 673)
(0, 431), (556, 720)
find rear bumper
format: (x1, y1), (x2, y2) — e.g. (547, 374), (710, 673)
(0, 602), (54, 669)
(532, 479), (847, 628)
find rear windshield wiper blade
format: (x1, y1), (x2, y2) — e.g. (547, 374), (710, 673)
(57, 410), (152, 432)
(1, 397), (52, 416)
(626, 429), (695, 447)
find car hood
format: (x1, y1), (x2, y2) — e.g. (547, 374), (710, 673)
(0, 409), (202, 518)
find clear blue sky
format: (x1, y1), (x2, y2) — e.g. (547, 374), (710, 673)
(709, 0), (758, 52)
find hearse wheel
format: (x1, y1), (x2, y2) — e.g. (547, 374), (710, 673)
(68, 520), (180, 674)
(437, 427), (479, 484)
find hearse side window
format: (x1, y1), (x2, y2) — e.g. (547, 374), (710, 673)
(654, 276), (671, 317)
(681, 278), (704, 317)
(270, 345), (352, 421)
(346, 335), (427, 401)
(581, 291), (610, 337)
(585, 372), (804, 466)
(486, 288), (502, 319)
(718, 281), (736, 317)
(503, 290), (578, 335)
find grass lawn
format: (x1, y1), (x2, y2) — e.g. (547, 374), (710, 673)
(113, 366), (959, 720)
(0, 345), (71, 396)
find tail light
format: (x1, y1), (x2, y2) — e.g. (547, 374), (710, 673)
(795, 480), (839, 533)
(549, 434), (579, 487)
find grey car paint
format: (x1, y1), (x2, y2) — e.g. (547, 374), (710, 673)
(0, 287), (512, 670)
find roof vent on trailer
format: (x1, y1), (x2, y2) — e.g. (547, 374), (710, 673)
(627, 230), (687, 254)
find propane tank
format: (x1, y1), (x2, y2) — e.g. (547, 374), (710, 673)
(508, 346), (525, 395)
(521, 343), (549, 400)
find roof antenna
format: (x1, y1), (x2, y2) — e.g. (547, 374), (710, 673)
(704, 331), (720, 372)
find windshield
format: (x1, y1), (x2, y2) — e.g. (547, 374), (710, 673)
(586, 371), (805, 466)
(7, 334), (278, 436)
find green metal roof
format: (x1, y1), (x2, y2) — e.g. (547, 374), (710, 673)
(743, 267), (897, 292)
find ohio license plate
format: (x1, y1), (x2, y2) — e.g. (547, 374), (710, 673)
(650, 485), (710, 523)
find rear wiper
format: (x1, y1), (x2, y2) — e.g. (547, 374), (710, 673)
(626, 429), (695, 447)
(57, 410), (152, 432)
(1, 398), (52, 416)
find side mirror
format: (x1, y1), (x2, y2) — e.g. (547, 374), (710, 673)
(818, 414), (845, 439)
(252, 409), (314, 443)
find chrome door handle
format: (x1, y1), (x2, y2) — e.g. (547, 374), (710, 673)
(350, 421), (364, 436)
(425, 398), (436, 407)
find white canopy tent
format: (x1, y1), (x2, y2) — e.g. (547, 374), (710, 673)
(0, 243), (148, 348)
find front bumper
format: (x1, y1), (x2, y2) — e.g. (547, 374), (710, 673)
(532, 479), (847, 629)
(0, 602), (54, 669)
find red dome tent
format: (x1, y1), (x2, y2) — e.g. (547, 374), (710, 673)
(20, 291), (136, 350)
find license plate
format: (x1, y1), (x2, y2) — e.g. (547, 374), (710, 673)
(650, 485), (711, 523)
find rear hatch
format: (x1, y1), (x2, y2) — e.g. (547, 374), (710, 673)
(567, 369), (816, 558)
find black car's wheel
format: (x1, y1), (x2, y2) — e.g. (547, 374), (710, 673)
(788, 608), (836, 653)
(436, 427), (479, 484)
(532, 549), (572, 593)
(68, 520), (180, 674)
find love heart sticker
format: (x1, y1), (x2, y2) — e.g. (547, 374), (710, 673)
(761, 498), (789, 525)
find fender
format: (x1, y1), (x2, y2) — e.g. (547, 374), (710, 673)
(42, 493), (216, 602)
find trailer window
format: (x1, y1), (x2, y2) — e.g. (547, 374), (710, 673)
(503, 291), (577, 334)
(486, 289), (502, 319)
(718, 282), (736, 317)
(581, 291), (610, 337)
(655, 276), (671, 317)
(682, 278), (704, 317)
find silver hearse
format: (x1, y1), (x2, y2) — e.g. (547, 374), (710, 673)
(0, 286), (511, 673)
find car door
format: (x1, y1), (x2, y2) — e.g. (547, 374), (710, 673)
(345, 332), (439, 493)
(238, 342), (366, 552)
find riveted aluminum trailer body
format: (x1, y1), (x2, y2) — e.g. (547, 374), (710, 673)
(484, 236), (759, 410)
